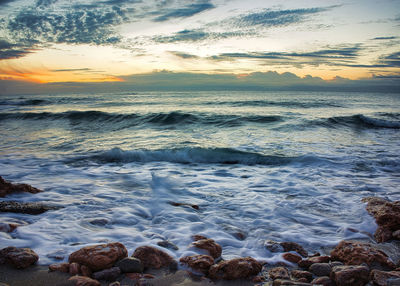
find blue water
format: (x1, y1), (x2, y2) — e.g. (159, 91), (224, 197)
(0, 91), (399, 264)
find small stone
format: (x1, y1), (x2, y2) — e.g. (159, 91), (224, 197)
(69, 262), (81, 275)
(89, 219), (109, 226)
(132, 246), (176, 269)
(265, 240), (284, 253)
(108, 282), (120, 286)
(280, 242), (308, 257)
(0, 246), (38, 269)
(309, 263), (332, 277)
(370, 270), (400, 286)
(93, 267), (121, 281)
(180, 255), (214, 274)
(273, 279), (311, 286)
(49, 262), (70, 273)
(69, 276), (100, 286)
(269, 267), (290, 280)
(143, 274), (155, 279)
(283, 252), (302, 264)
(208, 257), (262, 280)
(252, 276), (265, 283)
(192, 239), (222, 259)
(330, 261), (343, 267)
(157, 240), (179, 251)
(115, 257), (143, 273)
(330, 265), (370, 286)
(291, 270), (312, 282)
(311, 276), (334, 286)
(125, 273), (142, 280)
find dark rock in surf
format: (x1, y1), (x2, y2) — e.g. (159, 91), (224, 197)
(180, 255), (214, 274)
(0, 176), (42, 197)
(132, 246), (176, 269)
(208, 257), (262, 280)
(0, 201), (60, 215)
(92, 267), (121, 281)
(157, 240), (179, 250)
(280, 242), (308, 257)
(0, 246), (39, 269)
(115, 257), (144, 273)
(192, 238), (222, 259)
(330, 265), (370, 286)
(268, 267), (290, 280)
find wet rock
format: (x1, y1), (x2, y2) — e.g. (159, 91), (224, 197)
(0, 246), (38, 269)
(330, 240), (396, 270)
(89, 219), (109, 226)
(330, 265), (370, 286)
(299, 256), (330, 269)
(283, 252), (302, 264)
(81, 265), (92, 277)
(0, 223), (19, 233)
(291, 270), (313, 282)
(280, 242), (308, 257)
(69, 276), (101, 286)
(0, 176), (42, 197)
(370, 270), (400, 286)
(157, 240), (179, 251)
(273, 280), (311, 286)
(132, 246), (175, 269)
(169, 202), (200, 210)
(265, 240), (284, 253)
(69, 242), (128, 272)
(192, 235), (208, 241)
(115, 257), (143, 273)
(393, 230), (400, 240)
(108, 282), (120, 286)
(330, 261), (343, 267)
(0, 201), (60, 215)
(363, 197), (400, 242)
(311, 276), (334, 286)
(180, 255), (214, 274)
(309, 263), (332, 277)
(208, 257), (262, 280)
(192, 238), (222, 259)
(252, 276), (265, 283)
(268, 267), (290, 280)
(49, 262), (70, 273)
(93, 267), (121, 281)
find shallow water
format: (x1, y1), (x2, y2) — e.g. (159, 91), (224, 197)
(0, 91), (399, 264)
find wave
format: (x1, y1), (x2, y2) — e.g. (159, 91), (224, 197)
(77, 147), (331, 166)
(0, 99), (48, 106)
(0, 110), (282, 127)
(327, 114), (400, 129)
(205, 100), (343, 108)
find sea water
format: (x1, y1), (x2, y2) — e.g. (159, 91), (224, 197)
(0, 91), (399, 264)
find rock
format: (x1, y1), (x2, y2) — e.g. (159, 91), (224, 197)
(108, 282), (120, 286)
(69, 242), (128, 272)
(208, 257), (262, 280)
(370, 270), (400, 286)
(330, 265), (370, 286)
(69, 262), (81, 275)
(89, 219), (109, 226)
(298, 255), (331, 269)
(268, 267), (290, 280)
(192, 238), (222, 259)
(115, 257), (143, 273)
(291, 270), (313, 282)
(265, 240), (284, 253)
(330, 261), (343, 267)
(132, 246), (175, 269)
(49, 262), (70, 273)
(180, 255), (214, 274)
(280, 242), (308, 257)
(252, 276), (265, 283)
(69, 276), (101, 286)
(81, 265), (92, 277)
(192, 235), (208, 241)
(283, 253), (302, 264)
(393, 230), (400, 240)
(157, 240), (179, 251)
(311, 276), (334, 286)
(93, 267), (121, 281)
(169, 202), (199, 210)
(309, 263), (332, 277)
(0, 223), (19, 233)
(0, 176), (42, 197)
(0, 246), (38, 269)
(330, 241), (396, 270)
(273, 280), (311, 286)
(0, 201), (60, 215)
(363, 197), (400, 242)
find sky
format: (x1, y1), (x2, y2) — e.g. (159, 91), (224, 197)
(0, 0), (399, 93)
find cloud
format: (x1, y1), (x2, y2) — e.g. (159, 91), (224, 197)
(153, 1), (215, 22)
(50, 68), (92, 72)
(379, 51), (400, 67)
(170, 51), (199, 59)
(0, 0), (16, 6)
(154, 29), (243, 43)
(0, 39), (33, 60)
(372, 36), (397, 40)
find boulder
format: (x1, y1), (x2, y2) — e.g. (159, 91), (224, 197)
(192, 238), (222, 259)
(0, 176), (42, 197)
(69, 276), (100, 286)
(330, 265), (370, 286)
(0, 201), (60, 215)
(49, 262), (70, 273)
(208, 257), (262, 280)
(268, 267), (290, 280)
(330, 241), (395, 270)
(115, 257), (143, 273)
(370, 270), (400, 286)
(291, 270), (313, 282)
(309, 263), (332, 277)
(92, 267), (121, 281)
(283, 252), (302, 264)
(0, 246), (38, 269)
(132, 246), (175, 269)
(69, 242), (127, 272)
(179, 255), (214, 274)
(362, 197), (400, 242)
(280, 242), (308, 257)
(311, 276), (334, 286)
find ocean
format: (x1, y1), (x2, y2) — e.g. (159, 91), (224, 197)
(0, 90), (399, 264)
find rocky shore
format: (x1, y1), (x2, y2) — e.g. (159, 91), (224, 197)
(1, 176), (400, 286)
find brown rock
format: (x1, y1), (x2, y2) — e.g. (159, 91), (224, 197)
(280, 242), (308, 257)
(208, 257), (262, 280)
(69, 276), (101, 286)
(269, 267), (290, 280)
(192, 239), (222, 259)
(81, 265), (92, 277)
(273, 280), (311, 286)
(0, 223), (19, 233)
(311, 276), (334, 286)
(108, 282), (120, 286)
(363, 197), (400, 242)
(180, 255), (214, 274)
(283, 252), (302, 264)
(0, 201), (60, 215)
(252, 276), (265, 283)
(330, 240), (395, 270)
(370, 269), (400, 286)
(92, 267), (121, 281)
(132, 246), (175, 269)
(330, 265), (370, 286)
(0, 176), (42, 197)
(0, 246), (38, 269)
(309, 263), (332, 277)
(69, 242), (127, 272)
(69, 262), (81, 275)
(125, 273), (142, 280)
(49, 262), (70, 273)
(192, 235), (208, 241)
(291, 270), (312, 282)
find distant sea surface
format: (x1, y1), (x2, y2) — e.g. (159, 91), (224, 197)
(0, 91), (399, 264)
